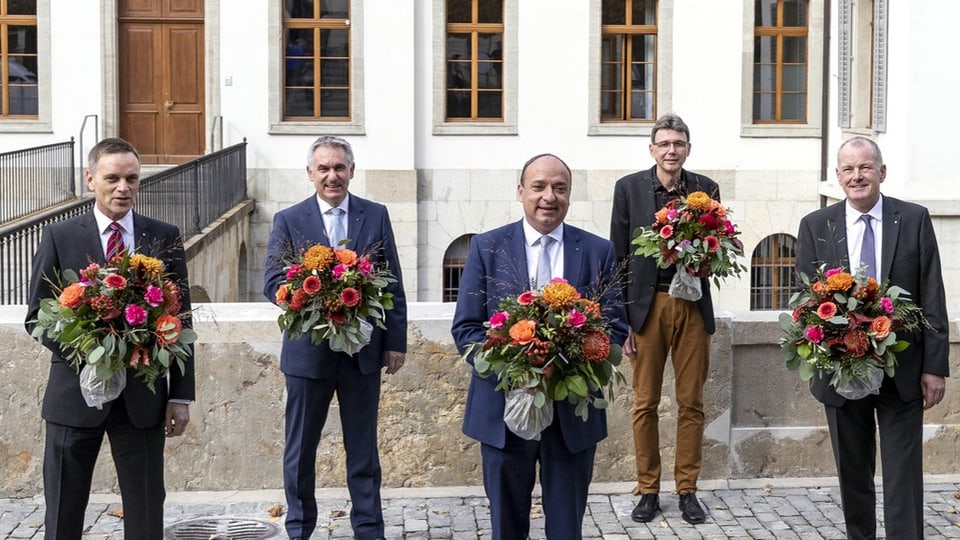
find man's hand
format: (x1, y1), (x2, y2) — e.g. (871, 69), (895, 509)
(384, 351), (405, 374)
(921, 373), (946, 410)
(165, 402), (190, 438)
(623, 332), (636, 357)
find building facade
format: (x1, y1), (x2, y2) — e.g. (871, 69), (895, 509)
(2, 0), (958, 315)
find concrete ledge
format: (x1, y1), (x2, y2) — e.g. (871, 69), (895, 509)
(3, 303), (959, 497)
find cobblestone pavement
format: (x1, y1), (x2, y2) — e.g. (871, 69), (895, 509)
(3, 479), (960, 539)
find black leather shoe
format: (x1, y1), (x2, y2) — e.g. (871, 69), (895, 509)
(631, 493), (660, 523)
(679, 492), (706, 524)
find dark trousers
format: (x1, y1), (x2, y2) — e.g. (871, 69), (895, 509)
(480, 419), (596, 540)
(44, 395), (166, 539)
(825, 376), (924, 540)
(283, 365), (384, 540)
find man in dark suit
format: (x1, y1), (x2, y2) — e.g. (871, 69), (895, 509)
(452, 153), (628, 540)
(609, 114), (717, 524)
(25, 137), (194, 539)
(263, 136), (407, 540)
(796, 136), (948, 539)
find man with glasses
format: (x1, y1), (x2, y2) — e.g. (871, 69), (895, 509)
(609, 114), (719, 525)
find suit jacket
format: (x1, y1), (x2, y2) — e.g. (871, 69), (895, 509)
(610, 166), (718, 334)
(451, 220), (629, 453)
(263, 195), (407, 377)
(25, 211), (195, 428)
(796, 196), (949, 407)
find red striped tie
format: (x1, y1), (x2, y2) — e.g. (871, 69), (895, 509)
(106, 222), (125, 259)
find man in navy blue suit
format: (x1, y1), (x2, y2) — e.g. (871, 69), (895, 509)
(452, 153), (629, 540)
(264, 136), (407, 540)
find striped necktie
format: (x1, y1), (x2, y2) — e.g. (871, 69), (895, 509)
(328, 207), (346, 246)
(536, 235), (554, 288)
(106, 221), (125, 259)
(859, 214), (876, 280)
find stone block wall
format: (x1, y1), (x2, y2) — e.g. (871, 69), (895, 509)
(2, 304), (958, 497)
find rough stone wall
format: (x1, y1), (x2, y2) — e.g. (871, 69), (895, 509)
(2, 304), (958, 497)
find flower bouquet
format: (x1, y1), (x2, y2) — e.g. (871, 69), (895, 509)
(779, 265), (926, 399)
(30, 253), (195, 408)
(632, 191), (746, 300)
(467, 278), (625, 440)
(275, 243), (396, 356)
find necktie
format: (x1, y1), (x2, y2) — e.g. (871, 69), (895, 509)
(536, 235), (554, 288)
(859, 214), (876, 280)
(328, 207), (346, 246)
(106, 222), (125, 259)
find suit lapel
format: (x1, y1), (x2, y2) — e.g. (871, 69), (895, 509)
(824, 204), (850, 270)
(506, 221), (531, 291)
(79, 213), (107, 262)
(346, 196), (366, 250)
(562, 226), (583, 286)
(132, 212), (154, 256)
(880, 200), (900, 281)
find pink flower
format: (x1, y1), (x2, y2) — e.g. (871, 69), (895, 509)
(143, 285), (164, 307)
(724, 220), (735, 235)
(357, 259), (373, 276)
(566, 309), (587, 328)
(489, 311), (510, 329)
(332, 264), (347, 280)
(659, 225), (674, 239)
(805, 325), (824, 344)
(880, 297), (894, 313)
(517, 291), (536, 305)
(104, 274), (127, 290)
(125, 304), (148, 326)
(286, 264), (303, 280)
(704, 235), (719, 252)
(824, 267), (843, 278)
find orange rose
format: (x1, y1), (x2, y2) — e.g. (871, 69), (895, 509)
(508, 319), (537, 345)
(276, 283), (290, 304)
(155, 314), (183, 347)
(655, 206), (670, 224)
(335, 249), (358, 266)
(58, 283), (85, 308)
(870, 315), (892, 339)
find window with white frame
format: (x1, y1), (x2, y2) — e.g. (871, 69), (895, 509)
(0, 0), (50, 132)
(838, 0), (886, 132)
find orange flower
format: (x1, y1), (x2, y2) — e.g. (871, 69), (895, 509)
(870, 315), (892, 339)
(58, 283), (85, 308)
(155, 314), (183, 346)
(335, 248), (358, 267)
(686, 191), (712, 211)
(655, 206), (670, 224)
(276, 283), (290, 304)
(843, 328), (870, 357)
(289, 288), (308, 311)
(579, 299), (602, 318)
(817, 302), (837, 320)
(825, 272), (855, 293)
(542, 280), (580, 309)
(162, 279), (182, 315)
(811, 281), (827, 296)
(302, 244), (334, 271)
(582, 329), (611, 363)
(340, 287), (361, 307)
(508, 319), (537, 345)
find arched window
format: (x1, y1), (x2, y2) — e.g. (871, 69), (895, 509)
(750, 233), (797, 310)
(443, 234), (475, 302)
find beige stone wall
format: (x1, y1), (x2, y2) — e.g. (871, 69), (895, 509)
(2, 304), (958, 497)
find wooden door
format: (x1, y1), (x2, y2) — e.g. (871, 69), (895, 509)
(118, 0), (204, 164)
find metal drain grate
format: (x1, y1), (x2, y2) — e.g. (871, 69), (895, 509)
(164, 517), (280, 540)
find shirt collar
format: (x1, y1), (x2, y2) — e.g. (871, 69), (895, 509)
(845, 195), (883, 226)
(92, 206), (134, 234)
(522, 219), (562, 247)
(316, 194), (350, 215)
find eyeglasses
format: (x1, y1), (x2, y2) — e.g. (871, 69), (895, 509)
(653, 140), (689, 151)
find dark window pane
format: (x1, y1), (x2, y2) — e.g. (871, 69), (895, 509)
(631, 0), (656, 24)
(447, 90), (471, 118)
(755, 0), (777, 26)
(601, 91), (622, 118)
(602, 0), (626, 25)
(7, 58), (36, 84)
(285, 32), (311, 85)
(478, 33), (502, 59)
(7, 0), (37, 15)
(477, 91), (502, 118)
(7, 26), (37, 54)
(320, 89), (349, 116)
(477, 62), (501, 89)
(754, 36), (776, 63)
(782, 65), (805, 92)
(754, 64), (775, 92)
(447, 61), (471, 88)
(601, 36), (622, 62)
(447, 0), (471, 23)
(601, 64), (622, 90)
(321, 59), (349, 86)
(631, 64), (653, 90)
(631, 34), (655, 63)
(285, 0), (314, 19)
(754, 93), (775, 120)
(285, 88), (314, 117)
(447, 34), (471, 61)
(320, 0), (349, 18)
(782, 0), (808, 26)
(478, 0), (503, 23)
(782, 36), (807, 62)
(630, 91), (652, 119)
(9, 85), (37, 114)
(781, 93), (805, 119)
(320, 29), (349, 56)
